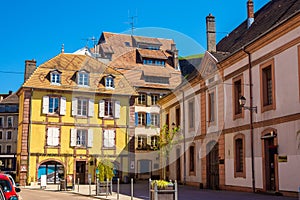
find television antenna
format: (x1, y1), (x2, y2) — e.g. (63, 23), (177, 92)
(126, 10), (138, 35)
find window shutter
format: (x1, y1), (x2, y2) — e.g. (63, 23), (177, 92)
(99, 100), (105, 117)
(114, 101), (120, 119)
(53, 128), (59, 146)
(87, 129), (93, 148)
(135, 112), (138, 126)
(88, 99), (94, 117)
(42, 96), (49, 114)
(109, 130), (115, 148)
(60, 97), (66, 115)
(103, 130), (109, 147)
(72, 98), (77, 116)
(47, 128), (53, 146)
(146, 113), (151, 126)
(70, 128), (77, 147)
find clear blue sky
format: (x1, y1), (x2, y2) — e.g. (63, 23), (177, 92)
(0, 0), (269, 94)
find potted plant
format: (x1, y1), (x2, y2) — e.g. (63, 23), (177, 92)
(150, 179), (177, 200)
(96, 158), (114, 195)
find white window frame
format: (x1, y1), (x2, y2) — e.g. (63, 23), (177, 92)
(77, 99), (88, 116)
(49, 97), (59, 114)
(43, 96), (66, 115)
(7, 116), (13, 128)
(151, 114), (160, 127)
(99, 100), (120, 119)
(6, 131), (12, 140)
(76, 129), (87, 147)
(50, 72), (61, 85)
(78, 72), (89, 86)
(138, 113), (146, 126)
(6, 145), (11, 154)
(103, 129), (115, 148)
(151, 94), (159, 105)
(105, 76), (114, 89)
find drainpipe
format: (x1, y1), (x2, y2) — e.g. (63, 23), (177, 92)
(242, 48), (256, 193)
(27, 88), (33, 185)
(181, 90), (186, 185)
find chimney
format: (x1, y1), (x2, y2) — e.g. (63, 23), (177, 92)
(171, 44), (179, 70)
(9, 90), (12, 95)
(24, 59), (36, 82)
(247, 0), (254, 28)
(206, 13), (216, 52)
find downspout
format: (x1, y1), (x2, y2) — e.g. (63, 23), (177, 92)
(242, 48), (256, 193)
(181, 90), (186, 185)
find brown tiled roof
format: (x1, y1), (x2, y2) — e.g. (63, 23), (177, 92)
(132, 36), (162, 46)
(143, 66), (171, 78)
(100, 43), (114, 54)
(22, 53), (137, 96)
(137, 49), (168, 60)
(217, 0), (300, 55)
(97, 32), (174, 60)
(0, 93), (18, 104)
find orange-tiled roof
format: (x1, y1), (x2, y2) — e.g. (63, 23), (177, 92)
(132, 36), (162, 45)
(22, 53), (137, 96)
(137, 49), (167, 60)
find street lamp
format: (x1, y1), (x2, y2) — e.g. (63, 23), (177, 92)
(239, 96), (257, 113)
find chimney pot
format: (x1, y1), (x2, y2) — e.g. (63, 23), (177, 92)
(247, 0), (254, 28)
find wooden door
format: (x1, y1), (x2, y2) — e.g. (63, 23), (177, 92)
(206, 141), (219, 189)
(76, 161), (86, 184)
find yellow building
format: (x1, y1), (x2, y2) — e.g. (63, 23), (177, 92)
(17, 53), (137, 186)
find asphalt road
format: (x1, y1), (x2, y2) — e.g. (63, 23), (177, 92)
(19, 188), (98, 200)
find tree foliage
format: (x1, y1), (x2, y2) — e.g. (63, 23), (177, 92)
(97, 158), (114, 182)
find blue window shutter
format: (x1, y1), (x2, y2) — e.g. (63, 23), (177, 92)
(135, 113), (138, 126)
(146, 113), (151, 126)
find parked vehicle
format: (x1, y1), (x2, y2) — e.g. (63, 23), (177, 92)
(0, 174), (20, 200)
(0, 187), (5, 200)
(3, 175), (16, 188)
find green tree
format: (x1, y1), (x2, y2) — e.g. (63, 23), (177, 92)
(158, 124), (181, 180)
(97, 158), (114, 182)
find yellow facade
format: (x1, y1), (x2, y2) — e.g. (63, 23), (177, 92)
(17, 54), (137, 185)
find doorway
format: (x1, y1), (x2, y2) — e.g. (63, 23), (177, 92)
(176, 148), (181, 182)
(76, 161), (86, 184)
(206, 141), (219, 189)
(38, 161), (64, 184)
(262, 136), (277, 191)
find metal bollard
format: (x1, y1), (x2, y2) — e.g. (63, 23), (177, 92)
(131, 178), (133, 200)
(77, 178), (80, 193)
(106, 178), (108, 198)
(117, 178), (120, 200)
(149, 178), (151, 200)
(175, 180), (178, 200)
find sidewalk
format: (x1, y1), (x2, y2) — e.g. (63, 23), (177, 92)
(24, 183), (143, 200)
(23, 181), (298, 200)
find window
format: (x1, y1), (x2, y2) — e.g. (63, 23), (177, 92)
(175, 107), (180, 127)
(47, 127), (59, 146)
(105, 76), (114, 89)
(6, 131), (12, 140)
(137, 135), (147, 150)
(0, 145), (1, 153)
(137, 113), (146, 126)
(77, 71), (89, 86)
(77, 99), (88, 116)
(208, 92), (215, 124)
(151, 114), (160, 127)
(99, 100), (120, 119)
(151, 94), (159, 105)
(0, 117), (3, 127)
(189, 145), (195, 173)
(234, 134), (245, 178)
(103, 129), (115, 148)
(50, 71), (61, 84)
(43, 96), (66, 115)
(49, 97), (59, 114)
(137, 94), (146, 105)
(7, 117), (13, 127)
(233, 76), (243, 118)
(260, 59), (275, 112)
(70, 128), (93, 148)
(76, 129), (87, 147)
(188, 100), (195, 130)
(151, 136), (158, 149)
(6, 145), (11, 154)
(0, 131), (2, 140)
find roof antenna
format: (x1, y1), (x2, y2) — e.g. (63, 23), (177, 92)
(61, 44), (64, 53)
(127, 10), (138, 35)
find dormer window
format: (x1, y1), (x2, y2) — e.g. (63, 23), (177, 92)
(77, 71), (89, 86)
(105, 76), (115, 89)
(50, 70), (61, 85)
(143, 59), (165, 66)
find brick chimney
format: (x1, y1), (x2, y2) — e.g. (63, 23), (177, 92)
(171, 43), (179, 70)
(24, 59), (36, 82)
(247, 0), (254, 28)
(206, 13), (216, 52)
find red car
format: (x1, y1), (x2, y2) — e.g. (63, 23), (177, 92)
(0, 174), (20, 200)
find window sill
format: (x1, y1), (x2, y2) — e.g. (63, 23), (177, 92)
(102, 147), (116, 150)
